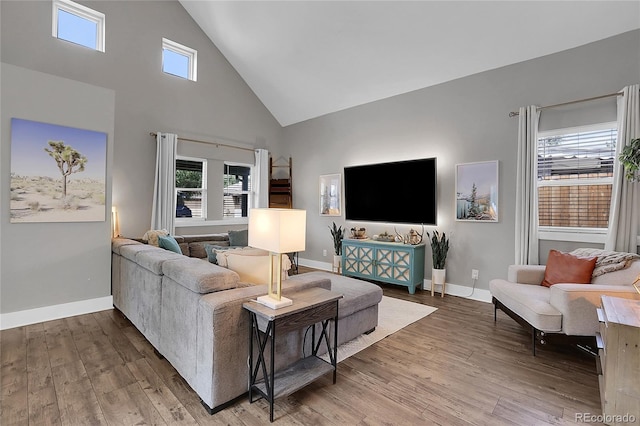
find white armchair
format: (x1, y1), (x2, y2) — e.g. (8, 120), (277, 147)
(490, 259), (640, 355)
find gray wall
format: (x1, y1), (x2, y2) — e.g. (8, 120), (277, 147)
(1, 64), (115, 313)
(0, 1), (282, 315)
(1, 0), (282, 238)
(280, 30), (640, 291)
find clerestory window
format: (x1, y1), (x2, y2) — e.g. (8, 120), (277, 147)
(52, 0), (105, 52)
(162, 38), (197, 81)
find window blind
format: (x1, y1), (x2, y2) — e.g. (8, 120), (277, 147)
(537, 127), (617, 228)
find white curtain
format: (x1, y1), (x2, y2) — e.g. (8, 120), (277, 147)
(151, 132), (177, 234)
(254, 148), (269, 208)
(605, 84), (640, 253)
(515, 106), (541, 265)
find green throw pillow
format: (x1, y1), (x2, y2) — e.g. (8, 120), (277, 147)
(204, 244), (230, 264)
(158, 235), (181, 254)
(228, 229), (248, 247)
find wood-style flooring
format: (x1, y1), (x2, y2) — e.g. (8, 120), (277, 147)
(1, 271), (603, 425)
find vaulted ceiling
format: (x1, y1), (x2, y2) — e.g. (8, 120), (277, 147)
(180, 1), (640, 126)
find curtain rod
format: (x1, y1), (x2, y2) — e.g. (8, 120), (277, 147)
(508, 91), (623, 117)
(149, 132), (256, 153)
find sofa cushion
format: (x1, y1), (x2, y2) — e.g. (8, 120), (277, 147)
(158, 235), (182, 254)
(490, 279), (562, 332)
(120, 243), (163, 262)
(541, 250), (596, 287)
(162, 257), (240, 294)
(136, 249), (184, 275)
(182, 234), (229, 243)
(189, 241), (231, 259)
(112, 238), (142, 254)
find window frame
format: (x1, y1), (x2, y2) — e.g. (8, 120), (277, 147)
(175, 156), (207, 222)
(52, 0), (105, 52)
(537, 121), (617, 243)
(223, 162), (253, 219)
(162, 38), (198, 81)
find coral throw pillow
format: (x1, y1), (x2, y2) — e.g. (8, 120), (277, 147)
(541, 250), (597, 287)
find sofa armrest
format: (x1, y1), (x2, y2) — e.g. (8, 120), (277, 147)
(507, 265), (546, 285)
(549, 284), (640, 336)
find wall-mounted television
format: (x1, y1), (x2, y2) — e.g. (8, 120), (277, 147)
(344, 157), (437, 225)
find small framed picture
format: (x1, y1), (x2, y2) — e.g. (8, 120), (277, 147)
(455, 161), (499, 222)
(319, 173), (341, 216)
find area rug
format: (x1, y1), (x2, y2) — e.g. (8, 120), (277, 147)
(322, 296), (437, 363)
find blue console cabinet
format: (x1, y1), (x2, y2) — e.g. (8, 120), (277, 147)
(342, 239), (425, 294)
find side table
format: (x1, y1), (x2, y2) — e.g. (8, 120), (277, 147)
(243, 287), (342, 422)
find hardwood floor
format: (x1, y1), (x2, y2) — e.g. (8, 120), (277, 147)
(1, 274), (603, 425)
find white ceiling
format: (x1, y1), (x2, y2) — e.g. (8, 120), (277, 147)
(180, 1), (640, 127)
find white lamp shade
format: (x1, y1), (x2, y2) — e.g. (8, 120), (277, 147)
(248, 208), (306, 253)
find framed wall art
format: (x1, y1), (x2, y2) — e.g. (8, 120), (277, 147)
(10, 118), (107, 223)
(455, 160), (499, 222)
(319, 173), (341, 216)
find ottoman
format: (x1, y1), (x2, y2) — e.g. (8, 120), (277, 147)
(300, 271), (383, 346)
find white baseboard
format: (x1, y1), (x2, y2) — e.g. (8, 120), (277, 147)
(298, 258), (333, 271)
(297, 258), (492, 303)
(0, 296), (113, 330)
(424, 280), (492, 303)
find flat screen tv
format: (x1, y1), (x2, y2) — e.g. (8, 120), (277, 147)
(344, 157), (437, 225)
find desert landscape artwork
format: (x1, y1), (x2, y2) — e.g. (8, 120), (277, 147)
(10, 118), (107, 223)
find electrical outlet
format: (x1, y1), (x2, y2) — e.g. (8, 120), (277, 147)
(471, 269), (479, 280)
(323, 249), (327, 257)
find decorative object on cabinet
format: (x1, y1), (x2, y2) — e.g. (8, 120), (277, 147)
(329, 222), (344, 273)
(319, 173), (341, 216)
(248, 208), (306, 309)
(618, 137), (640, 182)
(342, 238), (425, 294)
(455, 160), (499, 222)
(372, 231), (395, 242)
(596, 296), (640, 425)
(350, 227), (367, 239)
(428, 230), (450, 297)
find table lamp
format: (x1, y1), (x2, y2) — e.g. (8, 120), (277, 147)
(248, 208), (306, 309)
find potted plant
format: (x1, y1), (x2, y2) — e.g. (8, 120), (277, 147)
(427, 230), (449, 296)
(619, 138), (640, 182)
(329, 222), (345, 273)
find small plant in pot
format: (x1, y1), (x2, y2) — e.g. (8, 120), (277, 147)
(619, 138), (640, 182)
(329, 222), (345, 273)
(427, 230), (449, 297)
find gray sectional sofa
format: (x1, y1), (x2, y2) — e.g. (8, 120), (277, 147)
(111, 237), (382, 413)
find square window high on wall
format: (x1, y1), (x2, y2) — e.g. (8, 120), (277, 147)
(162, 38), (198, 81)
(52, 0), (105, 52)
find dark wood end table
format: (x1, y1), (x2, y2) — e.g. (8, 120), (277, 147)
(243, 287), (342, 422)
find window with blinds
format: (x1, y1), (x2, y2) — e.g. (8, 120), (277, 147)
(176, 158), (205, 219)
(537, 123), (617, 229)
(223, 164), (252, 218)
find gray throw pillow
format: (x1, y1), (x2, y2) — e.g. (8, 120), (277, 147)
(228, 229), (248, 247)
